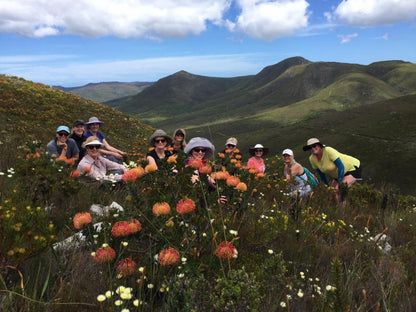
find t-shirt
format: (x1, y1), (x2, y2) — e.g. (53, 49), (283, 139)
(146, 149), (172, 166)
(309, 146), (360, 179)
(247, 157), (265, 173)
(47, 138), (79, 159)
(85, 131), (105, 142)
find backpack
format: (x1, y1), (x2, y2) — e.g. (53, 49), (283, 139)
(298, 166), (319, 190)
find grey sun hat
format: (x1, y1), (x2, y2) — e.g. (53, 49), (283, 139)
(249, 144), (269, 156)
(149, 129), (172, 147)
(184, 137), (215, 159)
(85, 117), (104, 127)
(303, 138), (324, 151)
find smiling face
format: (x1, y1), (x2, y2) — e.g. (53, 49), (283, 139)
(154, 136), (167, 148)
(88, 123), (100, 134)
(282, 153), (293, 164)
(175, 132), (184, 142)
(191, 147), (206, 159)
(56, 131), (69, 143)
(86, 144), (101, 159)
(73, 125), (84, 136)
(254, 149), (263, 158)
(309, 144), (323, 156)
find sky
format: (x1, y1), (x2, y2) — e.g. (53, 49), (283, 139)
(0, 0), (415, 87)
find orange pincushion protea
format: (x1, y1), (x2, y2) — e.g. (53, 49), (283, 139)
(145, 164), (157, 173)
(94, 246), (116, 263)
(200, 164), (212, 174)
(73, 212), (92, 229)
(176, 198), (196, 215)
(226, 175), (240, 187)
(215, 241), (237, 261)
(236, 182), (247, 192)
(128, 219), (142, 234)
(70, 170), (81, 178)
(121, 169), (139, 182)
(111, 221), (131, 237)
(158, 247), (180, 266)
(153, 202), (171, 216)
(116, 257), (137, 276)
(167, 155), (177, 164)
(82, 166), (91, 173)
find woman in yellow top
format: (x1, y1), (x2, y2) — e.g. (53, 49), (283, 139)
(303, 138), (361, 202)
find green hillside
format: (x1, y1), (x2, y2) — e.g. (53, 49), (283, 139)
(106, 57), (416, 130)
(0, 75), (152, 169)
(55, 81), (152, 103)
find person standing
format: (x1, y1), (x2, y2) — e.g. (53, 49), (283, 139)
(47, 125), (79, 163)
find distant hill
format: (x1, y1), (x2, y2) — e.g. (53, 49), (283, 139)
(106, 57), (416, 128)
(55, 81), (153, 103)
(0, 75), (153, 169)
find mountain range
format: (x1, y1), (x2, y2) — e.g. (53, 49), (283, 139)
(1, 56), (415, 194)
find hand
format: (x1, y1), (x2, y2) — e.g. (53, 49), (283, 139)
(218, 195), (228, 205)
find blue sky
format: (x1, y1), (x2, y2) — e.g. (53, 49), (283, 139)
(0, 0), (415, 87)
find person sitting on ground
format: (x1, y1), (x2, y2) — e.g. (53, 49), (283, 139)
(47, 125), (79, 164)
(282, 148), (312, 197)
(146, 129), (172, 169)
(69, 120), (86, 163)
(171, 128), (187, 152)
(84, 116), (126, 163)
(77, 136), (127, 182)
(303, 137), (361, 203)
(247, 144), (268, 174)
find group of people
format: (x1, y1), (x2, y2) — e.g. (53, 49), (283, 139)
(47, 118), (362, 202)
(47, 117), (128, 181)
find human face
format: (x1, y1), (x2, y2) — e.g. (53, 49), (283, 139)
(86, 144), (101, 158)
(175, 132), (184, 142)
(72, 125), (84, 136)
(283, 154), (293, 163)
(88, 123), (100, 133)
(254, 149), (263, 157)
(154, 137), (167, 148)
(309, 144), (322, 155)
(56, 131), (69, 143)
(191, 147), (206, 159)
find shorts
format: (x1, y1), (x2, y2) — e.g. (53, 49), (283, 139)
(344, 165), (362, 180)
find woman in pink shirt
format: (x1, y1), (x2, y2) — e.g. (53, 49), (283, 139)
(247, 144), (268, 174)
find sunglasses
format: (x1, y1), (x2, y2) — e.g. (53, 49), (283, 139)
(255, 149), (263, 153)
(307, 144), (320, 150)
(86, 145), (101, 150)
(175, 133), (184, 137)
(155, 139), (166, 144)
(57, 132), (69, 137)
(227, 144), (236, 148)
(193, 148), (206, 153)
(283, 154), (292, 157)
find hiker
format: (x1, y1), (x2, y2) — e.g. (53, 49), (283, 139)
(247, 144), (268, 174)
(146, 129), (172, 168)
(47, 125), (79, 163)
(303, 138), (361, 202)
(84, 116), (126, 163)
(171, 128), (187, 152)
(222, 137), (241, 156)
(184, 137), (216, 185)
(282, 148), (312, 197)
(77, 136), (127, 182)
(69, 120), (86, 163)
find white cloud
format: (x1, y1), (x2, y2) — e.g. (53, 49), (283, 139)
(0, 0), (232, 38)
(228, 0), (310, 40)
(338, 32), (358, 44)
(334, 0), (416, 27)
(0, 53), (267, 86)
(381, 32), (389, 40)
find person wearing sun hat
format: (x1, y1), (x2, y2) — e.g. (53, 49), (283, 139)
(247, 144), (268, 174)
(146, 129), (173, 169)
(47, 125), (79, 163)
(222, 137), (241, 156)
(303, 137), (361, 203)
(84, 116), (126, 163)
(282, 148), (311, 197)
(77, 136), (127, 182)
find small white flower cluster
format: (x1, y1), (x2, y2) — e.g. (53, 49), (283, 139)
(0, 168), (15, 178)
(97, 285), (143, 310)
